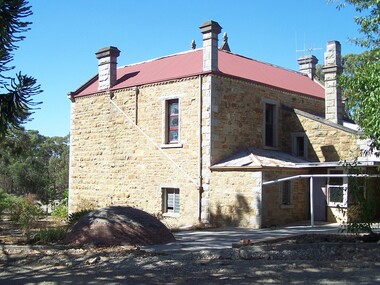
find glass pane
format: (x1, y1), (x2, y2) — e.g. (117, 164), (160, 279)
(296, 136), (304, 156)
(265, 103), (275, 147)
(265, 104), (274, 124)
(169, 102), (178, 115)
(169, 116), (178, 127)
(329, 186), (344, 203)
(169, 130), (178, 142)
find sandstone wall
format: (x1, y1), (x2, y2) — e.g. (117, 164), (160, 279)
(211, 76), (325, 164)
(298, 113), (360, 162)
(262, 170), (309, 227)
(69, 78), (203, 228)
(209, 170), (262, 228)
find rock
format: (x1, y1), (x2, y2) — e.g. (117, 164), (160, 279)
(63, 206), (175, 247)
(87, 256), (100, 265)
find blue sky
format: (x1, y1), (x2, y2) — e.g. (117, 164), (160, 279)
(11, 0), (365, 137)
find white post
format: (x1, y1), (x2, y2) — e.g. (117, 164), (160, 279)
(310, 176), (314, 227)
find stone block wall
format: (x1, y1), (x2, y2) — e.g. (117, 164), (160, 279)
(211, 76), (325, 164)
(296, 113), (361, 162)
(262, 170), (309, 227)
(69, 77), (203, 228)
(209, 170), (262, 228)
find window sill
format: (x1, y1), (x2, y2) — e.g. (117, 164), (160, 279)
(280, 204), (294, 209)
(328, 203), (347, 208)
(163, 212), (180, 218)
(263, 145), (278, 151)
(161, 143), (183, 149)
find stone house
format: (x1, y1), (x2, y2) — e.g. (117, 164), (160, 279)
(68, 20), (380, 229)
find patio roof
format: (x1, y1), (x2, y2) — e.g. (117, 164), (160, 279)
(211, 148), (380, 170)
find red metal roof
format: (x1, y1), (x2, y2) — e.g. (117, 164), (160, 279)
(73, 49), (324, 99)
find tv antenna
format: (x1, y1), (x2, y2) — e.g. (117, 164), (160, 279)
(296, 45), (322, 55)
(295, 33), (322, 56)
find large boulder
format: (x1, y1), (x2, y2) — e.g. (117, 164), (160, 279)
(63, 206), (175, 246)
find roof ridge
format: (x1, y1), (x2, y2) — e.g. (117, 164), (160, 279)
(219, 49), (306, 76)
(118, 48), (202, 69)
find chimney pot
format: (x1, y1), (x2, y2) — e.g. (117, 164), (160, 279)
(96, 46), (120, 91)
(297, 55), (318, 80)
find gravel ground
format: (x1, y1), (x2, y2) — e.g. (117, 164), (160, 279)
(1, 235), (380, 284)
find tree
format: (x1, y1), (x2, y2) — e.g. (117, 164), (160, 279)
(332, 0), (380, 151)
(0, 128), (69, 203)
(340, 50), (380, 150)
(0, 0), (42, 137)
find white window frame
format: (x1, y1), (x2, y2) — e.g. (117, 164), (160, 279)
(263, 99), (279, 149)
(161, 96), (183, 148)
(327, 169), (348, 207)
(162, 187), (180, 215)
(291, 132), (308, 158)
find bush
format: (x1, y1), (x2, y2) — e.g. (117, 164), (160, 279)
(52, 200), (68, 221)
(67, 209), (93, 227)
(0, 188), (21, 218)
(33, 227), (66, 244)
(16, 197), (44, 240)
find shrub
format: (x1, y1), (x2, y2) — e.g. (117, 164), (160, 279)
(67, 209), (93, 227)
(52, 200), (68, 221)
(33, 227), (66, 244)
(17, 197), (44, 240)
(0, 188), (21, 219)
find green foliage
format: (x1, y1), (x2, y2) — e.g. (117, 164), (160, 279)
(51, 200), (68, 221)
(331, 0), (380, 150)
(340, 49), (380, 150)
(0, 0), (42, 136)
(332, 0), (380, 48)
(15, 197), (44, 240)
(32, 227), (66, 244)
(0, 188), (21, 218)
(340, 160), (379, 233)
(0, 129), (69, 203)
(67, 209), (93, 227)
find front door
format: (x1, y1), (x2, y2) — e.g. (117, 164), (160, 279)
(313, 177), (327, 221)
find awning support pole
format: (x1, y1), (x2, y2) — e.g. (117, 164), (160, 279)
(310, 176), (314, 227)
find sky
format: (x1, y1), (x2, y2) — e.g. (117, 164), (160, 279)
(10, 0), (366, 137)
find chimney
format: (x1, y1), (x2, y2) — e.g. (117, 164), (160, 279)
(323, 41), (343, 125)
(297, 55), (318, 80)
(199, 20), (222, 72)
(95, 46), (120, 91)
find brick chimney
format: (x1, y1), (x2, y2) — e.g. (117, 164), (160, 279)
(95, 46), (120, 91)
(199, 20), (222, 72)
(297, 55), (318, 80)
(323, 41), (343, 124)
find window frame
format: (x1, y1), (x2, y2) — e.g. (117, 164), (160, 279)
(161, 97), (182, 148)
(327, 169), (348, 207)
(263, 99), (279, 148)
(162, 187), (180, 215)
(291, 132), (308, 159)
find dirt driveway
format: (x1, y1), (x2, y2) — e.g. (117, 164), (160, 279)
(1, 232), (380, 284)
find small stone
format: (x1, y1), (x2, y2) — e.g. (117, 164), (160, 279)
(87, 256), (100, 265)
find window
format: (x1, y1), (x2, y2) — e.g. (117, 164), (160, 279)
(281, 181), (292, 205)
(264, 101), (278, 147)
(162, 187), (180, 214)
(292, 133), (308, 158)
(327, 169), (348, 207)
(165, 99), (179, 144)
